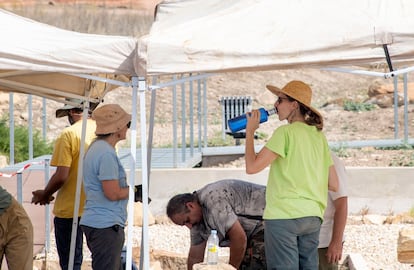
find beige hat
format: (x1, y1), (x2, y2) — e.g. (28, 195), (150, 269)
(56, 98), (83, 118)
(56, 98), (100, 118)
(92, 104), (131, 135)
(266, 80), (323, 121)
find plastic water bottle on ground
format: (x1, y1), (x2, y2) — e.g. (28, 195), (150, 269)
(206, 229), (219, 265)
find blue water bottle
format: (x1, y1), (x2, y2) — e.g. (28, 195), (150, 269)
(228, 107), (276, 133)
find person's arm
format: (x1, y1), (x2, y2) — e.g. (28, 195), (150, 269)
(227, 220), (247, 268)
(102, 180), (129, 201)
(328, 165), (339, 192)
(31, 166), (69, 205)
(326, 196), (348, 263)
(187, 241), (206, 270)
(245, 110), (278, 174)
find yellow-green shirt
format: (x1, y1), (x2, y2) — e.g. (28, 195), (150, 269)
(263, 122), (332, 220)
(51, 119), (96, 218)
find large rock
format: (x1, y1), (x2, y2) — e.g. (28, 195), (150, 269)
(368, 80), (414, 101)
(362, 214), (387, 225)
(133, 202), (155, 226)
(365, 80), (414, 108)
(385, 214), (414, 224)
(133, 247), (187, 270)
(364, 93), (404, 108)
(0, 155), (8, 168)
(368, 80), (394, 96)
(193, 263), (236, 270)
(342, 253), (369, 270)
(397, 226), (414, 263)
(33, 259), (92, 270)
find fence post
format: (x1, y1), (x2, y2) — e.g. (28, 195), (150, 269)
(16, 172), (22, 204)
(44, 158), (51, 253)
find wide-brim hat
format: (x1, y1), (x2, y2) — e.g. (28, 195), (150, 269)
(55, 98), (100, 118)
(55, 98), (83, 118)
(93, 104), (131, 135)
(266, 80), (323, 121)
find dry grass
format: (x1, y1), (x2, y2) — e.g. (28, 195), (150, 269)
(2, 3), (153, 37)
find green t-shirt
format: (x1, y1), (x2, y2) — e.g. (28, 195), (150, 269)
(263, 122), (332, 220)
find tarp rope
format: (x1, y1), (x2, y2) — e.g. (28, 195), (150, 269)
(383, 44), (394, 73)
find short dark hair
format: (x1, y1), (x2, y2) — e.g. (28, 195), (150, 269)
(166, 193), (196, 218)
(70, 108), (84, 114)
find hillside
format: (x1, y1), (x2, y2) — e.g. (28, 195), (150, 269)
(104, 69), (414, 167)
(0, 2), (413, 167)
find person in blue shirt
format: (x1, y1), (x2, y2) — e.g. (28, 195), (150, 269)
(80, 104), (131, 270)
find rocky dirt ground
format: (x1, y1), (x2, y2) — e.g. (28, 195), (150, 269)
(33, 214), (414, 270)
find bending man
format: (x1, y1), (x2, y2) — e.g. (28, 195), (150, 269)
(167, 179), (266, 270)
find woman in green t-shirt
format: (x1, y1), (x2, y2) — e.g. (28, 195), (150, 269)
(244, 80), (339, 269)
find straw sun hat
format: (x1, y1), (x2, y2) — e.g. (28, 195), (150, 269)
(92, 104), (131, 135)
(266, 80), (323, 121)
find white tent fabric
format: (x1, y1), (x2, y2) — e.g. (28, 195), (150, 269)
(0, 8), (138, 100)
(138, 0), (414, 75)
(0, 8), (143, 270)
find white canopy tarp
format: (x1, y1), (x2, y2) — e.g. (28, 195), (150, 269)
(0, 8), (138, 101)
(0, 8), (143, 270)
(138, 0), (414, 76)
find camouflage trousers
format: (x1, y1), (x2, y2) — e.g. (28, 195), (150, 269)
(240, 229), (266, 270)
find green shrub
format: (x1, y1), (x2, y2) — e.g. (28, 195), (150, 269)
(343, 100), (376, 112)
(409, 206), (414, 217)
(331, 146), (350, 158)
(0, 118), (53, 163)
(255, 131), (268, 140)
(208, 131), (237, 147)
(376, 144), (413, 150)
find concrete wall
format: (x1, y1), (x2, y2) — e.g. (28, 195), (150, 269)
(131, 167), (414, 216)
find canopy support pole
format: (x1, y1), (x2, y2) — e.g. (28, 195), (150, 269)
(147, 77), (157, 181)
(68, 95), (92, 270)
(393, 76), (399, 139)
(126, 76), (139, 270)
(133, 76), (151, 270)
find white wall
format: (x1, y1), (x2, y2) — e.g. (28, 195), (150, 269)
(131, 167), (414, 216)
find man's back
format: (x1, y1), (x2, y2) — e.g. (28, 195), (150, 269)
(191, 179), (265, 246)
